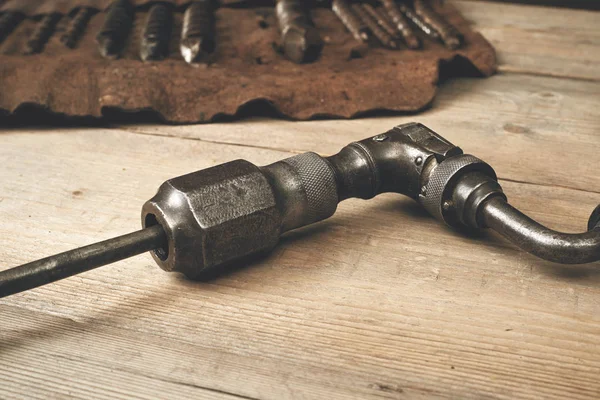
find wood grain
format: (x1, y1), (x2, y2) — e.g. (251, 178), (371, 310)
(1, 2), (600, 399)
(454, 1), (600, 80)
(124, 73), (600, 194)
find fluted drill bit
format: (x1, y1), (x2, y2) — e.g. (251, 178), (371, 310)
(275, 0), (323, 64)
(352, 3), (400, 49)
(413, 0), (462, 49)
(180, 0), (216, 64)
(140, 3), (173, 61)
(361, 4), (398, 38)
(96, 0), (134, 59)
(60, 6), (96, 48)
(332, 0), (370, 43)
(380, 0), (421, 49)
(0, 11), (25, 45)
(23, 13), (61, 55)
(397, 1), (440, 41)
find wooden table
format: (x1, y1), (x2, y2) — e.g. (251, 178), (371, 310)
(1, 2), (599, 399)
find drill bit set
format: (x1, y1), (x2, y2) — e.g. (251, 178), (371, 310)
(0, 0), (462, 64)
(330, 0), (461, 53)
(0, 0), (496, 122)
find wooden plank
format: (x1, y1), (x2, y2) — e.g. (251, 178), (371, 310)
(462, 0), (600, 11)
(124, 73), (600, 194)
(1, 128), (599, 399)
(454, 1), (600, 80)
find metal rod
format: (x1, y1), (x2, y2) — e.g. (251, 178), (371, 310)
(0, 11), (25, 45)
(61, 7), (96, 49)
(0, 225), (166, 298)
(481, 197), (600, 264)
(24, 13), (62, 55)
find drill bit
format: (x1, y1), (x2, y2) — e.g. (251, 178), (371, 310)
(23, 13), (61, 55)
(332, 0), (370, 43)
(60, 7), (96, 48)
(352, 3), (401, 50)
(361, 4), (398, 38)
(380, 0), (421, 49)
(180, 0), (216, 64)
(140, 3), (173, 61)
(0, 11), (25, 45)
(96, 0), (134, 59)
(413, 0), (462, 49)
(275, 0), (323, 64)
(0, 225), (166, 298)
(397, 1), (440, 41)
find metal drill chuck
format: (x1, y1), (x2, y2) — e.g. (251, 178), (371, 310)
(1, 123), (599, 298)
(142, 152), (338, 278)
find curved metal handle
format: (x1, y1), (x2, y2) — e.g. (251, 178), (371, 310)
(325, 123), (600, 265)
(481, 198), (600, 264)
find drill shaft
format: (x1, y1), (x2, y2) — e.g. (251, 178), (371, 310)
(275, 0), (323, 63)
(0, 225), (166, 298)
(180, 0), (216, 64)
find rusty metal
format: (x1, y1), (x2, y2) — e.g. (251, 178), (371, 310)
(397, 2), (440, 41)
(352, 3), (401, 49)
(23, 13), (61, 54)
(413, 0), (462, 49)
(1, 123), (598, 297)
(361, 4), (398, 38)
(0, 11), (24, 45)
(96, 0), (134, 59)
(380, 0), (421, 49)
(180, 0), (217, 64)
(140, 3), (173, 61)
(275, 0), (323, 63)
(60, 7), (96, 48)
(482, 197), (600, 264)
(332, 0), (370, 43)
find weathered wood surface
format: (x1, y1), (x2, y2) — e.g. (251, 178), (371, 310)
(455, 1), (600, 81)
(126, 73), (600, 194)
(1, 2), (600, 400)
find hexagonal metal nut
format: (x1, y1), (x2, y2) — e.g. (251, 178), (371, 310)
(142, 160), (281, 278)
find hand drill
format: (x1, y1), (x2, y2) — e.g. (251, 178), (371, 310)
(1, 123), (599, 297)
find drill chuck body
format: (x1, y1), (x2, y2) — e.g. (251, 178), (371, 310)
(142, 123), (505, 278)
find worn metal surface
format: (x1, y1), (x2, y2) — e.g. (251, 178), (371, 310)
(0, 11), (24, 44)
(96, 0), (134, 59)
(180, 0), (216, 64)
(142, 159), (281, 278)
(332, 0), (370, 43)
(352, 3), (400, 49)
(398, 2), (441, 41)
(362, 4), (396, 37)
(24, 12), (61, 54)
(414, 0), (462, 49)
(275, 0), (323, 64)
(60, 7), (96, 48)
(482, 197), (600, 264)
(0, 225), (166, 298)
(140, 3), (173, 61)
(380, 0), (421, 49)
(589, 205), (600, 231)
(1, 123), (598, 297)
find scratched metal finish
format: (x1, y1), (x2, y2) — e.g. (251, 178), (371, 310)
(142, 159), (281, 278)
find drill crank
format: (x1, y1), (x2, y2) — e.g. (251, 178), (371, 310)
(1, 123), (599, 297)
